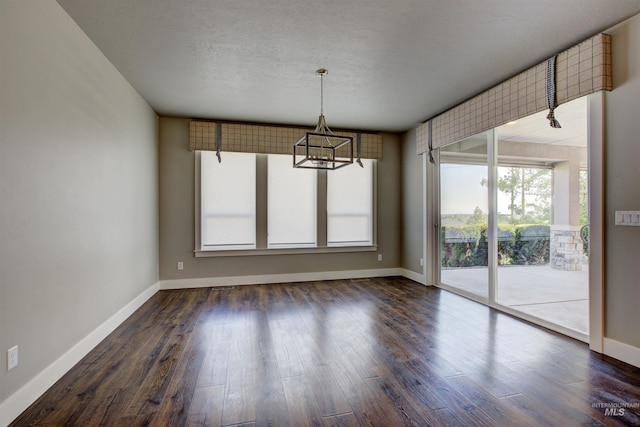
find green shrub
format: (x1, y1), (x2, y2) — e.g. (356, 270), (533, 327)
(441, 224), (482, 267)
(441, 223), (549, 267)
(513, 224), (550, 265)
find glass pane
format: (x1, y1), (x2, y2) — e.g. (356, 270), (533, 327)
(440, 133), (489, 298)
(201, 151), (256, 250)
(268, 154), (317, 248)
(495, 96), (589, 335)
(327, 159), (374, 246)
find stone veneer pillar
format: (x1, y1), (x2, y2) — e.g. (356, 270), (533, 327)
(551, 158), (583, 271)
(550, 225), (584, 271)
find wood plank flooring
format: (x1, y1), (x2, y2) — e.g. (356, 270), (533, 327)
(10, 277), (640, 426)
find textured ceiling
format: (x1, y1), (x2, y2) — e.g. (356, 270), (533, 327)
(56, 0), (640, 132)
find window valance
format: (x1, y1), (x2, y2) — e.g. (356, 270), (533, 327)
(190, 120), (383, 160)
(417, 33), (612, 154)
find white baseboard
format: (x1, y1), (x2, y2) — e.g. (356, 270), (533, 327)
(603, 338), (640, 368)
(159, 268), (405, 289)
(400, 268), (427, 285)
(0, 281), (160, 427)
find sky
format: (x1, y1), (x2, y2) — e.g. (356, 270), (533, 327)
(440, 164), (489, 215)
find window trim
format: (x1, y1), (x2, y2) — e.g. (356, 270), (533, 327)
(194, 245), (377, 258)
(194, 151), (378, 257)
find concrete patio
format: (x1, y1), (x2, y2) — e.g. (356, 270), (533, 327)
(441, 265), (589, 335)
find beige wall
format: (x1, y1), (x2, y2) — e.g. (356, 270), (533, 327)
(400, 128), (424, 275)
(0, 0), (159, 405)
(159, 117), (401, 280)
(604, 13), (640, 348)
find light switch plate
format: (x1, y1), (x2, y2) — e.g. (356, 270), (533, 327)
(615, 211), (640, 226)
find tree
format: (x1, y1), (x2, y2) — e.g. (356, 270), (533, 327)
(467, 206), (487, 225)
(481, 167), (551, 224)
(579, 169), (588, 226)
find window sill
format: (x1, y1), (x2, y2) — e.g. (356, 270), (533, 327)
(194, 245), (378, 258)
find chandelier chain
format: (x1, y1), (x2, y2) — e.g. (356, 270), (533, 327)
(320, 72), (324, 116)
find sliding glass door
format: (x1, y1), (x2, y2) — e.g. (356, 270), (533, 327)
(494, 97), (589, 336)
(439, 132), (490, 300)
(438, 96), (590, 339)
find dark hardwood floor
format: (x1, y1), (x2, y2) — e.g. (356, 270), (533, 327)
(11, 277), (640, 426)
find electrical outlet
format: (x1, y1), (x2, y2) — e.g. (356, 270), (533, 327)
(177, 261), (184, 271)
(7, 346), (18, 371)
(377, 254), (383, 262)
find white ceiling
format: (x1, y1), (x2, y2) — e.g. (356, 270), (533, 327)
(498, 97), (588, 147)
(56, 0), (640, 132)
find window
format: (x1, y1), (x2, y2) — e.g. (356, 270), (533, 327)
(327, 159), (374, 246)
(197, 152), (376, 254)
(268, 154), (316, 248)
(200, 151), (256, 250)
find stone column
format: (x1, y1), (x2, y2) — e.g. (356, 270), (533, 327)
(550, 158), (584, 270)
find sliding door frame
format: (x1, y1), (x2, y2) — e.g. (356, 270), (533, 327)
(431, 93), (604, 347)
(587, 92), (604, 353)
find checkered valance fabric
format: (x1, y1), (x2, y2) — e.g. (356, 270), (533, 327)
(189, 121), (383, 160)
(417, 33), (612, 154)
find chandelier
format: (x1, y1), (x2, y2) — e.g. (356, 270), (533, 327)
(293, 69), (353, 170)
